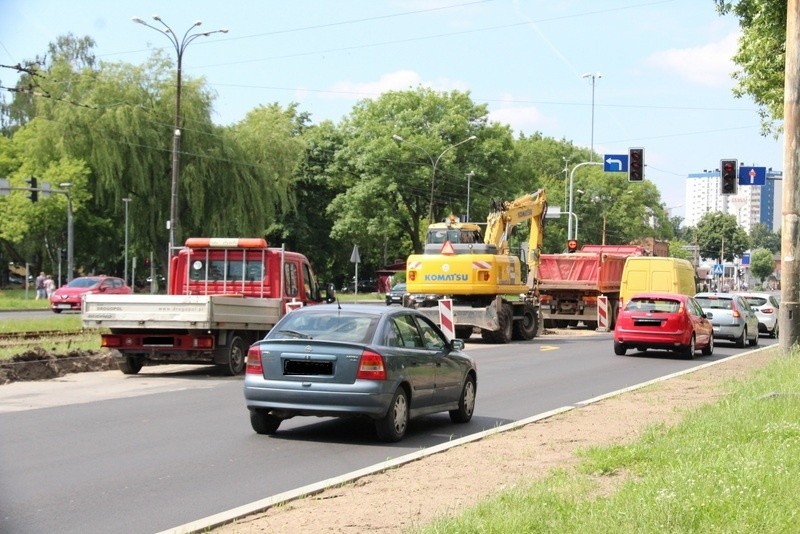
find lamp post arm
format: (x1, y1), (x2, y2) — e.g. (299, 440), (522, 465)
(567, 161), (602, 240)
(428, 135), (477, 224)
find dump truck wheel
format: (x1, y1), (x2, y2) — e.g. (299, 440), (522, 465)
(512, 304), (538, 340)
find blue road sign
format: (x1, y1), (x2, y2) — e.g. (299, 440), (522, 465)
(739, 166), (766, 186)
(603, 154), (628, 172)
(713, 263), (724, 275)
(741, 253), (750, 266)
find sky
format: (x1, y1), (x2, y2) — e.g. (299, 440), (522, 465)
(0, 0), (785, 222)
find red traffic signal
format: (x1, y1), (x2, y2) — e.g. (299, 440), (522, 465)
(567, 239), (578, 253)
(628, 148), (644, 182)
(720, 159), (738, 195)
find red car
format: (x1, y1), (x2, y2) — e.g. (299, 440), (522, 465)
(50, 276), (132, 313)
(613, 292), (713, 358)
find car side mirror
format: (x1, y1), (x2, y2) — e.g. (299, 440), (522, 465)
(705, 312), (713, 320)
(450, 338), (465, 351)
(325, 282), (336, 303)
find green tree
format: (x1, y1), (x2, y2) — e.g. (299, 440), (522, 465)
(4, 35), (308, 279)
(668, 240), (693, 261)
(749, 247), (776, 282)
(328, 88), (517, 263)
(696, 212), (751, 261)
(715, 0), (787, 134)
(748, 222), (781, 252)
(569, 170), (669, 248)
(265, 119), (351, 287)
(513, 134), (588, 253)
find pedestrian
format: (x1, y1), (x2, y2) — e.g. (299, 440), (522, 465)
(35, 271), (47, 300)
(44, 275), (56, 298)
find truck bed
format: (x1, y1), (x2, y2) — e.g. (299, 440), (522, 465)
(81, 294), (282, 330)
(538, 253), (628, 294)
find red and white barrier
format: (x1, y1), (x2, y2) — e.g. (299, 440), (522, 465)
(597, 295), (609, 332)
(438, 298), (455, 340)
(285, 299), (303, 314)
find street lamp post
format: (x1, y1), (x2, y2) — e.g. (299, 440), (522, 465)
(392, 134), (477, 224)
(567, 161), (603, 240)
(133, 16), (228, 287)
(59, 182), (74, 282)
(466, 171), (475, 222)
(582, 72), (601, 161)
(123, 197), (132, 286)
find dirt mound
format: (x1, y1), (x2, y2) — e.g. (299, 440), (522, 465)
(0, 349), (118, 385)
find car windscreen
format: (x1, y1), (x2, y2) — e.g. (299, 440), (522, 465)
(68, 278), (101, 288)
(625, 298), (681, 313)
(744, 297), (767, 307)
(268, 311), (379, 343)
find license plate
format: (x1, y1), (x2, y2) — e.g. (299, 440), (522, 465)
(57, 304), (71, 309)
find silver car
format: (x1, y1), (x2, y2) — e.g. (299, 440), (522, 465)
(244, 304), (477, 442)
(694, 292), (759, 348)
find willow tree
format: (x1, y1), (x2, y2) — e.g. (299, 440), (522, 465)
(6, 34), (305, 278)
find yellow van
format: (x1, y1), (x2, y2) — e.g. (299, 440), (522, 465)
(619, 257), (697, 307)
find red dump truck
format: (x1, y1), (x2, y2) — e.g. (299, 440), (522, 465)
(82, 237), (334, 375)
(538, 245), (645, 329)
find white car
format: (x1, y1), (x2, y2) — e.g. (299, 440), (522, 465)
(737, 292), (780, 338)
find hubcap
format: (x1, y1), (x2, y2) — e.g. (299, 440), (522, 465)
(464, 381), (475, 416)
(393, 395), (408, 434)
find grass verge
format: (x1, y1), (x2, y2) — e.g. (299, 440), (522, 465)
(419, 347), (800, 533)
(0, 289), (51, 310)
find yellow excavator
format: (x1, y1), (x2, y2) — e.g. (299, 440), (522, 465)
(405, 189), (548, 343)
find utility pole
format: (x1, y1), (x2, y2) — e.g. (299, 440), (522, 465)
(781, 0), (800, 351)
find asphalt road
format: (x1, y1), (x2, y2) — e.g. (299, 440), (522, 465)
(0, 332), (775, 533)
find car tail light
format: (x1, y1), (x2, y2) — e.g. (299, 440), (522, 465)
(245, 346), (263, 374)
(762, 307), (774, 314)
(357, 350), (386, 380)
(732, 303), (741, 318)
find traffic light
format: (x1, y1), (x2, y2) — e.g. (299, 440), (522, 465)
(25, 177), (38, 202)
(567, 240), (578, 253)
(720, 159), (738, 195)
(628, 148), (644, 182)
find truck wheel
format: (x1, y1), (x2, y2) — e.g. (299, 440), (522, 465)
(250, 410), (281, 435)
(118, 356), (143, 375)
(481, 304), (513, 344)
(512, 304), (538, 340)
(219, 336), (247, 376)
(455, 326), (473, 340)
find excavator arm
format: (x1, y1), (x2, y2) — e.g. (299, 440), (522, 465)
(484, 189), (547, 268)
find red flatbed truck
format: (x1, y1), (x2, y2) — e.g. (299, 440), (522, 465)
(82, 238), (334, 375)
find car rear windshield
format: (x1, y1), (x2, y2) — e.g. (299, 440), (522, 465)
(626, 298), (681, 313)
(696, 297), (732, 309)
(744, 297), (767, 307)
(268, 311), (379, 343)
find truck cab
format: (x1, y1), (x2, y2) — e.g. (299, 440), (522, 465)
(170, 237), (334, 306)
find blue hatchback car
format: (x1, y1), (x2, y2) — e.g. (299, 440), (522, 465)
(244, 304), (477, 442)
